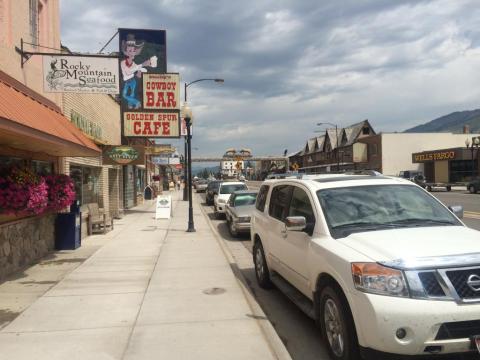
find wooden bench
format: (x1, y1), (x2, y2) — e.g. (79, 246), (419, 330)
(85, 203), (114, 235)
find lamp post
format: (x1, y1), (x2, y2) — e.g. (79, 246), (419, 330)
(182, 78), (224, 231)
(182, 103), (195, 232)
(472, 137), (480, 178)
(182, 78), (224, 202)
(317, 122), (340, 172)
(183, 135), (188, 200)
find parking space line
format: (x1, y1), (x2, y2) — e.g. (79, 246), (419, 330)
(464, 211), (480, 220)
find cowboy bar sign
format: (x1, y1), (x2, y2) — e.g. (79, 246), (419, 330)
(119, 28), (180, 138)
(143, 73), (179, 110)
(43, 56), (119, 94)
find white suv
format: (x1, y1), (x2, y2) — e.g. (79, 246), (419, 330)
(251, 174), (480, 359)
(214, 181), (248, 218)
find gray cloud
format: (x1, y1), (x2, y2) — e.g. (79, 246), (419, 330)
(61, 0), (480, 157)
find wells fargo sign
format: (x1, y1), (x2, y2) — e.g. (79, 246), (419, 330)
(413, 150), (458, 163)
(102, 145), (145, 165)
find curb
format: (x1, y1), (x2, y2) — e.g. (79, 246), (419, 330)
(196, 193), (292, 360)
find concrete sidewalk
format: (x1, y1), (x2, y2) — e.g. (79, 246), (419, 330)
(0, 191), (288, 360)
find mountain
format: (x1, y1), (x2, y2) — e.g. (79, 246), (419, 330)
(405, 109), (480, 133)
(191, 165), (220, 176)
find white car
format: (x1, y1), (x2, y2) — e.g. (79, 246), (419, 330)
(214, 181), (248, 218)
(251, 173), (480, 359)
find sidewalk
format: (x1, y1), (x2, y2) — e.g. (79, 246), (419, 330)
(0, 191), (288, 360)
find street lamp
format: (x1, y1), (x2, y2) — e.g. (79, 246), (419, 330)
(182, 102), (195, 232)
(182, 78), (224, 201)
(472, 137), (480, 179)
(317, 122), (340, 171)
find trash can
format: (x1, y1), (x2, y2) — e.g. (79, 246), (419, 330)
(55, 201), (81, 250)
(144, 185), (153, 200)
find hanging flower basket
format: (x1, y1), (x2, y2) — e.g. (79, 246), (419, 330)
(0, 167), (48, 215)
(45, 174), (76, 211)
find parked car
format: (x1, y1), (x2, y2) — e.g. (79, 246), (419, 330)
(214, 182), (248, 218)
(194, 179), (208, 193)
(206, 180), (222, 205)
(467, 178), (480, 194)
(251, 173), (480, 360)
(225, 190), (258, 237)
(399, 170), (426, 188)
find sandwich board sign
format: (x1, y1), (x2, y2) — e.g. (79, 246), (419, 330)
(155, 195), (171, 219)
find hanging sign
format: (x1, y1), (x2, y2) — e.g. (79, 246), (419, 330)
(143, 73), (179, 110)
(119, 28), (180, 138)
(155, 195), (172, 219)
(43, 55), (119, 94)
(151, 157), (169, 165)
(123, 112), (179, 136)
(180, 117), (193, 136)
(145, 144), (176, 155)
(102, 145), (145, 165)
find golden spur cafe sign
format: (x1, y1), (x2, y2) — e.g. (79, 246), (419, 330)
(43, 56), (119, 94)
(413, 149), (459, 163)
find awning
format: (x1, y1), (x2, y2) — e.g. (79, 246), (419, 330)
(0, 72), (100, 157)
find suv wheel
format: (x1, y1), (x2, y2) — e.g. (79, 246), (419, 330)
(319, 286), (359, 360)
(470, 185), (477, 194)
(253, 241), (272, 289)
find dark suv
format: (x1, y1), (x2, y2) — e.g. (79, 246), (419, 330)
(206, 180), (222, 205)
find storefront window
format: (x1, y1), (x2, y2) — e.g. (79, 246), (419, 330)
(0, 156), (25, 170)
(450, 160), (475, 182)
(32, 160), (53, 175)
(0, 157), (53, 175)
(70, 165), (100, 205)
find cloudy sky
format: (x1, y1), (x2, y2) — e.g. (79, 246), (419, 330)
(60, 0), (480, 157)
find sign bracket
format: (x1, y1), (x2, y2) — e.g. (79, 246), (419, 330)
(15, 38), (119, 68)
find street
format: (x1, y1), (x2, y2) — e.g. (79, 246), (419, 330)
(431, 190), (480, 230)
(198, 184), (480, 360)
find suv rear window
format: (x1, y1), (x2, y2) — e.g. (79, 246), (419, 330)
(220, 184), (247, 194)
(208, 181), (221, 190)
(255, 185), (269, 212)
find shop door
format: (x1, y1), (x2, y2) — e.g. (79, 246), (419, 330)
(434, 160), (449, 183)
(424, 162), (434, 182)
(108, 169), (119, 217)
(123, 165), (135, 209)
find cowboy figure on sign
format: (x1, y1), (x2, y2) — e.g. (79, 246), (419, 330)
(120, 34), (157, 109)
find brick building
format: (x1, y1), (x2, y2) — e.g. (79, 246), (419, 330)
(0, 0), (101, 279)
(60, 90), (123, 236)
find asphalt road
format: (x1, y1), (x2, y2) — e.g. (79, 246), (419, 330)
(429, 190), (480, 230)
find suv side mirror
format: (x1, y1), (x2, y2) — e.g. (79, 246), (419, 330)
(285, 216), (306, 231)
(448, 205), (464, 219)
